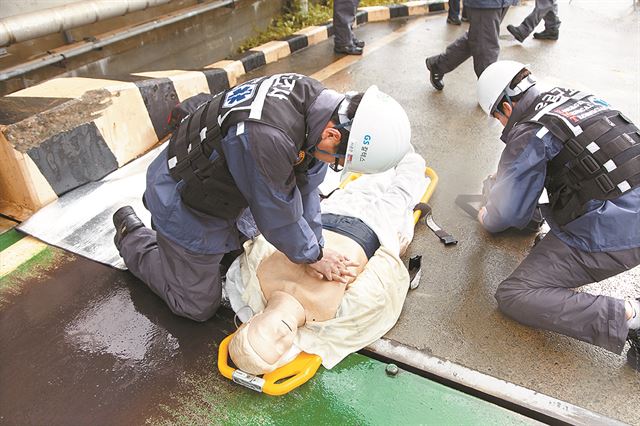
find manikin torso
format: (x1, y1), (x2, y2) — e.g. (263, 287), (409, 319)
(256, 230), (368, 323)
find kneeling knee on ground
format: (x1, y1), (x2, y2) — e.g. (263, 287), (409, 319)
(494, 279), (533, 319)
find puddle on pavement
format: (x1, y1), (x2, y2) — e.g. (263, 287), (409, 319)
(0, 252), (234, 425)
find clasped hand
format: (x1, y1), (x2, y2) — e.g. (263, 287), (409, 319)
(307, 247), (359, 283)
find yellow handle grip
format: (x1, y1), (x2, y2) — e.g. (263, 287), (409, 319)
(413, 167), (439, 224)
(218, 333), (322, 396)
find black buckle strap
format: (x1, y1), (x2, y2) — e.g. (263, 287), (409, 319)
(562, 115), (616, 158)
(578, 115), (616, 144)
(417, 202), (458, 246)
(549, 115), (637, 177)
(413, 202), (431, 220)
(434, 229), (458, 246)
(591, 132), (637, 163)
(579, 155), (601, 175)
(578, 156), (640, 203)
(566, 138), (584, 156)
(197, 101), (211, 141)
(168, 119), (190, 165)
(608, 154), (640, 186)
(548, 138), (583, 177)
(594, 174), (616, 194)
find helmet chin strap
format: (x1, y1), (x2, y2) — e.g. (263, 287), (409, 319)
(305, 144), (344, 172)
(332, 157), (342, 172)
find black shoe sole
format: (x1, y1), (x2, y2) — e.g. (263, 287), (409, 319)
(334, 46), (363, 55)
(113, 206), (144, 248)
(533, 32), (559, 40)
(425, 58), (444, 91)
(628, 347), (640, 371)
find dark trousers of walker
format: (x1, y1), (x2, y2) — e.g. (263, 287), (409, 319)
(428, 6), (509, 77)
(333, 0), (360, 48)
(514, 0), (560, 37)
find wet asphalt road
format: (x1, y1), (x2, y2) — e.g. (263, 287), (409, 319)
(0, 1), (638, 424)
(241, 1), (640, 422)
(0, 248), (237, 424)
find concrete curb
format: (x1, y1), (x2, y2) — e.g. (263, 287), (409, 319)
(0, 1), (447, 220)
(367, 338), (625, 425)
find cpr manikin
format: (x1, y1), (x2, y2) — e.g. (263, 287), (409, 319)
(227, 152), (428, 374)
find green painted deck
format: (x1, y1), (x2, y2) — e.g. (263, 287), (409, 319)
(0, 228), (23, 251)
(151, 353), (537, 425)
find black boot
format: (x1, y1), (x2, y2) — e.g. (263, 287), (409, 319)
(425, 58), (444, 91)
(627, 326), (640, 371)
(334, 44), (363, 55)
(447, 16), (462, 25)
(353, 38), (365, 48)
(533, 28), (559, 40)
(506, 24), (526, 43)
(461, 9), (469, 22)
(113, 206), (144, 249)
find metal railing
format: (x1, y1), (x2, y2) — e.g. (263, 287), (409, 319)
(0, 0), (235, 82)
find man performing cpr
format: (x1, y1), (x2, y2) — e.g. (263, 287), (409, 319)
(112, 74), (412, 323)
(225, 152), (428, 374)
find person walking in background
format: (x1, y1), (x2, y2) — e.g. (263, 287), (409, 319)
(447, 0), (468, 25)
(425, 0), (518, 91)
(507, 0), (561, 42)
(447, 0), (463, 25)
(333, 0), (363, 55)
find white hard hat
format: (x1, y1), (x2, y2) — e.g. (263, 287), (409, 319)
(477, 60), (536, 116)
(342, 85), (412, 178)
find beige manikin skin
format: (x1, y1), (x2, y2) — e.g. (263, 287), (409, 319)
(256, 230), (368, 323)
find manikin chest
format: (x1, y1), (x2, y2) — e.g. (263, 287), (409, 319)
(256, 231), (368, 323)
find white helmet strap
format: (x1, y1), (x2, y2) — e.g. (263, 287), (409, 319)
(337, 91), (358, 131)
(504, 74), (537, 98)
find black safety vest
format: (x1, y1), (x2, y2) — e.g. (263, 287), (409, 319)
(521, 87), (640, 225)
(166, 74), (325, 219)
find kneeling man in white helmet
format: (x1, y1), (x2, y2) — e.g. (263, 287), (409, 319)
(226, 151), (427, 374)
(476, 60), (640, 371)
(112, 73), (412, 323)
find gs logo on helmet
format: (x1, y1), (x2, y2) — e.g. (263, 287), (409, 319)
(359, 135), (372, 162)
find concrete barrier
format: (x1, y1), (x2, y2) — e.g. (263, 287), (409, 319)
(0, 1), (446, 221)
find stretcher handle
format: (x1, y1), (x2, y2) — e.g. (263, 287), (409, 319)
(217, 333), (322, 396)
(340, 168), (439, 225)
(413, 167), (439, 224)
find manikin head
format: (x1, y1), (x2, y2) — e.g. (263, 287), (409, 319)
(313, 86), (413, 177)
(477, 60), (537, 127)
(229, 291), (305, 375)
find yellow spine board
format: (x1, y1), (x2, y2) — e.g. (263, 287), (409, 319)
(217, 168), (439, 395)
